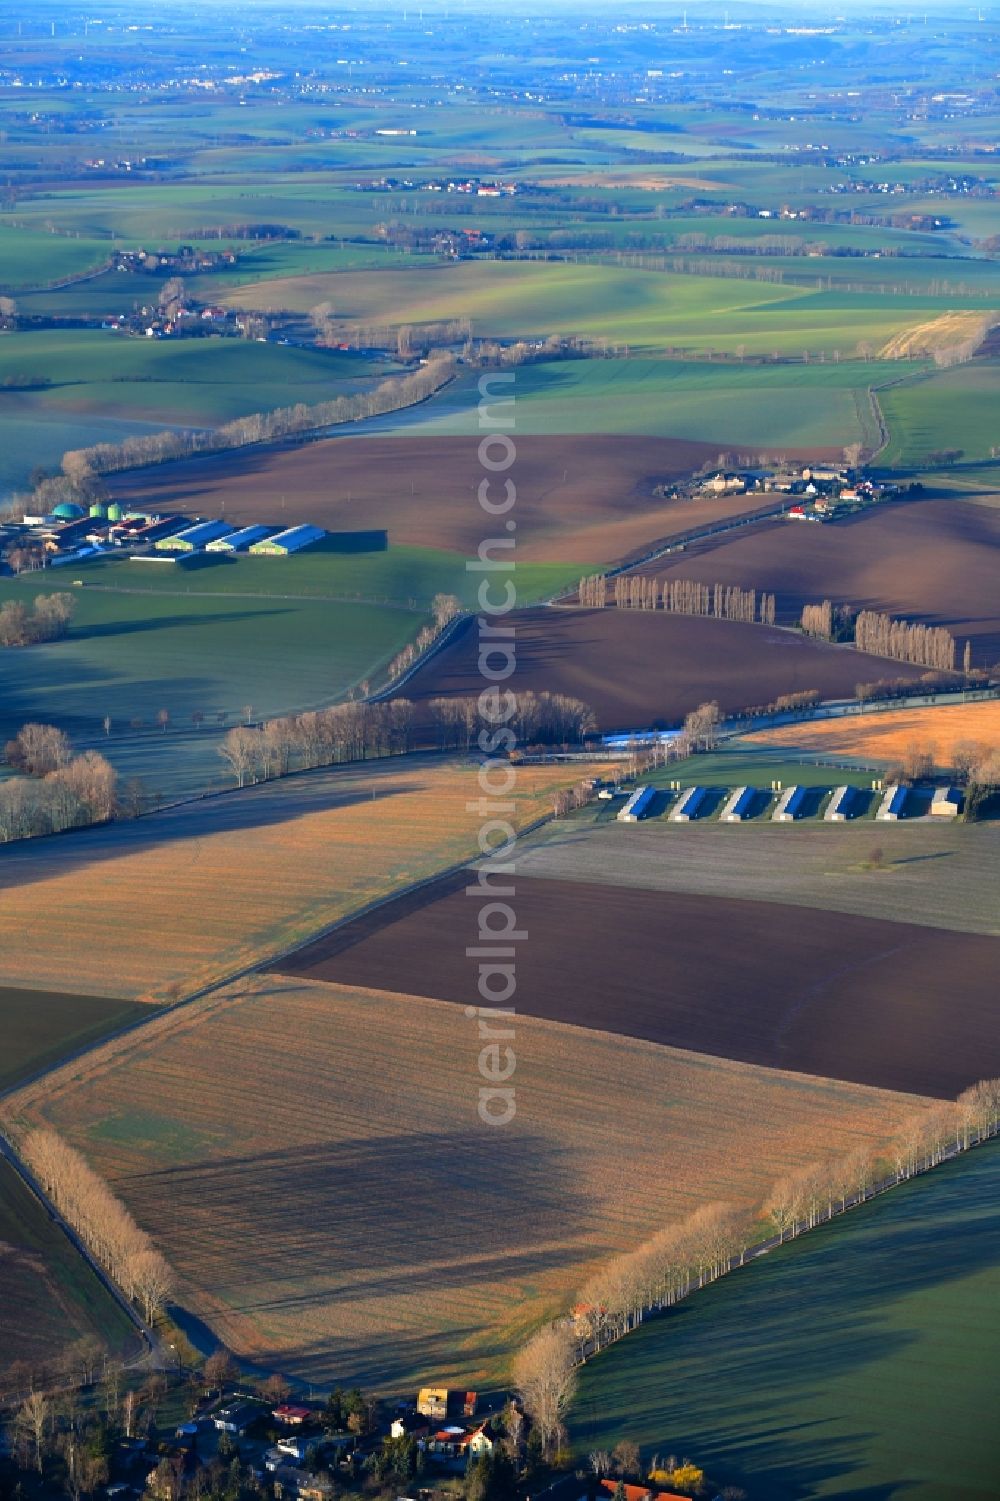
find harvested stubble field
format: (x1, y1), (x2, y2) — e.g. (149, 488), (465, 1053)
(0, 758), (594, 1000)
(0, 986), (148, 1095)
(0, 1158), (136, 1381)
(273, 872), (1000, 1099)
(11, 975), (929, 1389)
(107, 434), (788, 566)
(626, 496), (1000, 662)
(748, 698), (1000, 765)
(400, 609), (926, 731)
(512, 817), (1000, 940)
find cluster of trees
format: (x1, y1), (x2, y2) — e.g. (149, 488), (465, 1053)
(854, 609), (956, 671)
(219, 700), (416, 786)
(601, 574), (775, 627)
(551, 780), (600, 818)
(427, 691), (597, 750)
(512, 1077), (1000, 1425)
(1, 724), (118, 843)
(0, 591), (75, 646)
(385, 592), (462, 684)
(800, 598), (854, 642)
(52, 357), (454, 482)
(577, 574), (607, 607)
(21, 1129), (175, 1326)
(801, 600), (960, 671)
(854, 671), (965, 703)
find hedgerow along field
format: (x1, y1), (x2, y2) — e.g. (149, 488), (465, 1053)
(272, 871), (1000, 1098)
(749, 698), (1000, 767)
(570, 1140), (1000, 1501)
(0, 986), (147, 1095)
(0, 757), (602, 1000)
(0, 1156), (138, 1385)
(10, 974), (929, 1389)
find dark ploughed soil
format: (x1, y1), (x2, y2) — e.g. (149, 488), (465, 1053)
(398, 608), (926, 730)
(108, 433), (800, 565)
(270, 872), (1000, 1099)
(626, 496), (1000, 662)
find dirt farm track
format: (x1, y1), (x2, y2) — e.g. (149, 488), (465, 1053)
(400, 608), (926, 729)
(271, 872), (1000, 1099)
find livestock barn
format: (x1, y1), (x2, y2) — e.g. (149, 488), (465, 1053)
(721, 785), (754, 822)
(250, 523), (327, 555)
(206, 524), (275, 552)
(156, 519), (233, 552)
(672, 786), (707, 822)
(618, 786), (656, 822)
(773, 785), (807, 821)
(877, 784), (908, 821)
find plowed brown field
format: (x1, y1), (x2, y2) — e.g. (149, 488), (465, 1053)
(13, 975), (929, 1389)
(272, 872), (1000, 1099)
(626, 497), (1000, 661)
(107, 434), (787, 564)
(400, 609), (926, 730)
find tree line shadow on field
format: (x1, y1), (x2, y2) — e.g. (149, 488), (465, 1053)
(124, 1124), (595, 1353)
(70, 606), (291, 641)
(576, 1147), (1000, 1499)
(0, 775), (423, 898)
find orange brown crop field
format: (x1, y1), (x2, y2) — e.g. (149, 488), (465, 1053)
(0, 757), (598, 1001)
(747, 699), (1000, 766)
(8, 975), (932, 1391)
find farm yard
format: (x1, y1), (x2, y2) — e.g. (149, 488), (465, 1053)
(0, 757), (598, 999)
(401, 608), (927, 731)
(621, 494), (1000, 663)
(272, 871), (1000, 1098)
(0, 1157), (137, 1383)
(513, 793), (1000, 938)
(571, 1140), (1000, 1501)
(749, 698), (1000, 766)
(8, 973), (929, 1389)
(105, 432), (783, 565)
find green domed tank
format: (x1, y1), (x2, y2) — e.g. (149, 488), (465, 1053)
(106, 502), (123, 522)
(52, 500), (86, 520)
(89, 502), (107, 518)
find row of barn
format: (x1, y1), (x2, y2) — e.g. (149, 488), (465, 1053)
(617, 783), (962, 824)
(152, 520), (326, 555)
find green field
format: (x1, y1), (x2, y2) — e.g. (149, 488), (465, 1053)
(880, 361), (1000, 467)
(0, 986), (147, 1095)
(0, 566), (427, 798)
(571, 1141), (1000, 1501)
(54, 548), (580, 609)
(0, 549), (581, 800)
(226, 259), (951, 355)
(0, 224), (113, 290)
(0, 1156), (138, 1378)
(366, 356), (894, 449)
(0, 330), (383, 424)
